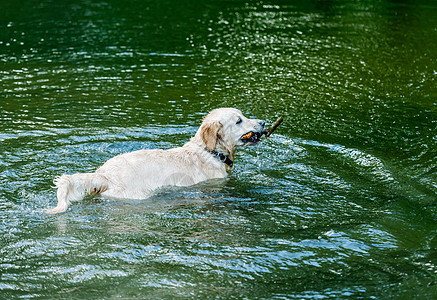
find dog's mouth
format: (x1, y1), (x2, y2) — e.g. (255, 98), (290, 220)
(241, 131), (262, 144)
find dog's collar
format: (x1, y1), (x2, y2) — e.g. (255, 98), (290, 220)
(207, 149), (233, 168)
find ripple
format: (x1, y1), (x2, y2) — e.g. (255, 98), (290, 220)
(1, 0), (437, 298)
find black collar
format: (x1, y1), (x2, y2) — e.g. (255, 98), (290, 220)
(207, 149), (233, 168)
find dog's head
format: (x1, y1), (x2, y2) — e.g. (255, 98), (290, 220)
(197, 108), (265, 151)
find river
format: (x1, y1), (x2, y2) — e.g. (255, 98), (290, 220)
(1, 0), (436, 298)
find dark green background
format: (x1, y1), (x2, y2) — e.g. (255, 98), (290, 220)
(1, 0), (436, 298)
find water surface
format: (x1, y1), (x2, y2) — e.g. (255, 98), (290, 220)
(1, 0), (436, 298)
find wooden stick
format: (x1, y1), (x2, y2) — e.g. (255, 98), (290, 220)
(263, 117), (283, 138)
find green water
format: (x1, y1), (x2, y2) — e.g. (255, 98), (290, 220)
(1, 0), (436, 298)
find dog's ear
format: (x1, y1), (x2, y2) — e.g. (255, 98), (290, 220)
(200, 121), (222, 151)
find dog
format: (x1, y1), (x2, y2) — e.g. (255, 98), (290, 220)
(45, 108), (265, 214)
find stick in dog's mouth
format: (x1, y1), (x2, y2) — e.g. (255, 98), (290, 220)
(241, 131), (262, 144)
(241, 117), (283, 144)
(262, 117), (283, 138)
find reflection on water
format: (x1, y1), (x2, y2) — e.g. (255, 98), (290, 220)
(1, 0), (436, 298)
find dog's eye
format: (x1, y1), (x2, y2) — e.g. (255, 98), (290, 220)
(236, 118), (242, 125)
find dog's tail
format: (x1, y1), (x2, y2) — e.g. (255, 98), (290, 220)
(45, 173), (109, 214)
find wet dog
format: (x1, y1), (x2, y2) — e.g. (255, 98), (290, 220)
(46, 108), (265, 213)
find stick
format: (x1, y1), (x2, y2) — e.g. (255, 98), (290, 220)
(263, 117), (283, 138)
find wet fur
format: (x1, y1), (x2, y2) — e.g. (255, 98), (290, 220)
(46, 108), (264, 214)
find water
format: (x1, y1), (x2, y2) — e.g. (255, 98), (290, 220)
(1, 0), (436, 298)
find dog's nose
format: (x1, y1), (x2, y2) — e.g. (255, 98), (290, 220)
(259, 120), (265, 127)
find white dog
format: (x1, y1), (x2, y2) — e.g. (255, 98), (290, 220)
(46, 108), (265, 214)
